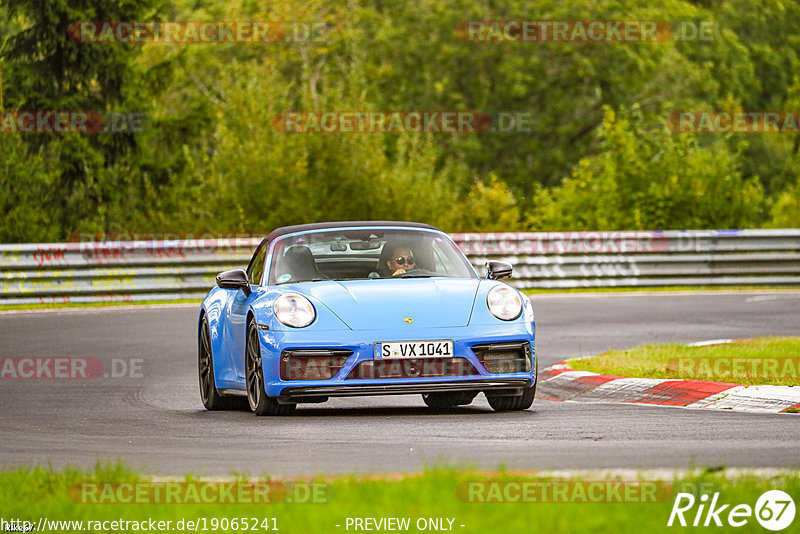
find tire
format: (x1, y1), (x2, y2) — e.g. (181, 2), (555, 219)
(422, 391), (477, 410)
(246, 318), (296, 416)
(486, 384), (536, 412)
(199, 315), (248, 411)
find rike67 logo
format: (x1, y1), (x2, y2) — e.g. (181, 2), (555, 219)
(668, 490), (795, 530)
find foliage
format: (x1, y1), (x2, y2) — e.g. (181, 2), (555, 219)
(462, 174), (522, 232)
(528, 106), (764, 230)
(766, 175), (800, 228)
(0, 135), (60, 242)
(0, 0), (798, 242)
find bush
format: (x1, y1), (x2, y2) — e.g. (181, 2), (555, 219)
(766, 176), (800, 228)
(528, 106), (764, 230)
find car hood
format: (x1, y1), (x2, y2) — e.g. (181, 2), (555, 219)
(299, 278), (480, 330)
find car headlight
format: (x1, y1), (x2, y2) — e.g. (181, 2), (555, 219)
(487, 285), (522, 321)
(273, 294), (316, 328)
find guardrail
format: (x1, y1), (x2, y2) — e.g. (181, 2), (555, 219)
(1, 229), (798, 305)
(452, 229), (800, 290)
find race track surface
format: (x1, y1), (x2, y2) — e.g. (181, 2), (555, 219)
(1, 292), (799, 476)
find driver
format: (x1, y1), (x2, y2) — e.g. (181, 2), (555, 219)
(386, 246), (416, 277)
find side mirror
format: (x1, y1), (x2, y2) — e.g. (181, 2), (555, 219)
(486, 261), (513, 280)
(216, 268), (251, 296)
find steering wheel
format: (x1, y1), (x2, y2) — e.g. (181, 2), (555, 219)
(393, 267), (435, 277)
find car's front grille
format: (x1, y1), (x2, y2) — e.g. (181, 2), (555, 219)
(280, 349), (354, 380)
(471, 342), (532, 373)
(345, 357), (478, 379)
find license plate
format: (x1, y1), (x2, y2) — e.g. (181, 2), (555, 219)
(375, 340), (454, 360)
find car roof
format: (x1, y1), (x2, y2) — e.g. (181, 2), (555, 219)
(265, 221), (439, 243)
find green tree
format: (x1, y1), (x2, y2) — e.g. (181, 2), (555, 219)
(2, 0), (799, 241)
(1, 0), (165, 236)
(460, 174), (521, 232)
(0, 135), (60, 242)
(528, 106), (764, 230)
(766, 176), (800, 228)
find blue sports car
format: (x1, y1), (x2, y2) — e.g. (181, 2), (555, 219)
(198, 221), (536, 415)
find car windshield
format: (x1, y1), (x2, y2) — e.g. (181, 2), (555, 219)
(267, 228), (476, 284)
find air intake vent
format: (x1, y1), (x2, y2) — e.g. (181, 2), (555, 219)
(471, 342), (531, 373)
(280, 349), (354, 380)
(346, 358), (478, 379)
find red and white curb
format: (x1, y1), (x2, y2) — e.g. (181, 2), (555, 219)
(538, 350), (800, 415)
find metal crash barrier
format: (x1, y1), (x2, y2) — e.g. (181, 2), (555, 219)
(1, 229), (798, 305)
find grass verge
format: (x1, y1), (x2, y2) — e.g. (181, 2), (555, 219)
(569, 337), (800, 385)
(1, 462), (798, 533)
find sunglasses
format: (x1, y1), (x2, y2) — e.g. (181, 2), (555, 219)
(392, 256), (415, 266)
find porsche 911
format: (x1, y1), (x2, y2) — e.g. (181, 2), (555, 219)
(198, 221), (536, 415)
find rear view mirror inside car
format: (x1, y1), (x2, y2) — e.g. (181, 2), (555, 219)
(349, 240), (382, 250)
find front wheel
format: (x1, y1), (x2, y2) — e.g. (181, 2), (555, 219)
(246, 319), (295, 416)
(486, 384), (536, 412)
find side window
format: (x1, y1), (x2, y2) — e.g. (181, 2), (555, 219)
(247, 245), (267, 285)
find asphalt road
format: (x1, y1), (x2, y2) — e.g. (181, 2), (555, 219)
(1, 292), (799, 476)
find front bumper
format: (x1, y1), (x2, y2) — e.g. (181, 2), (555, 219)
(278, 378), (531, 402)
(258, 322), (536, 399)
